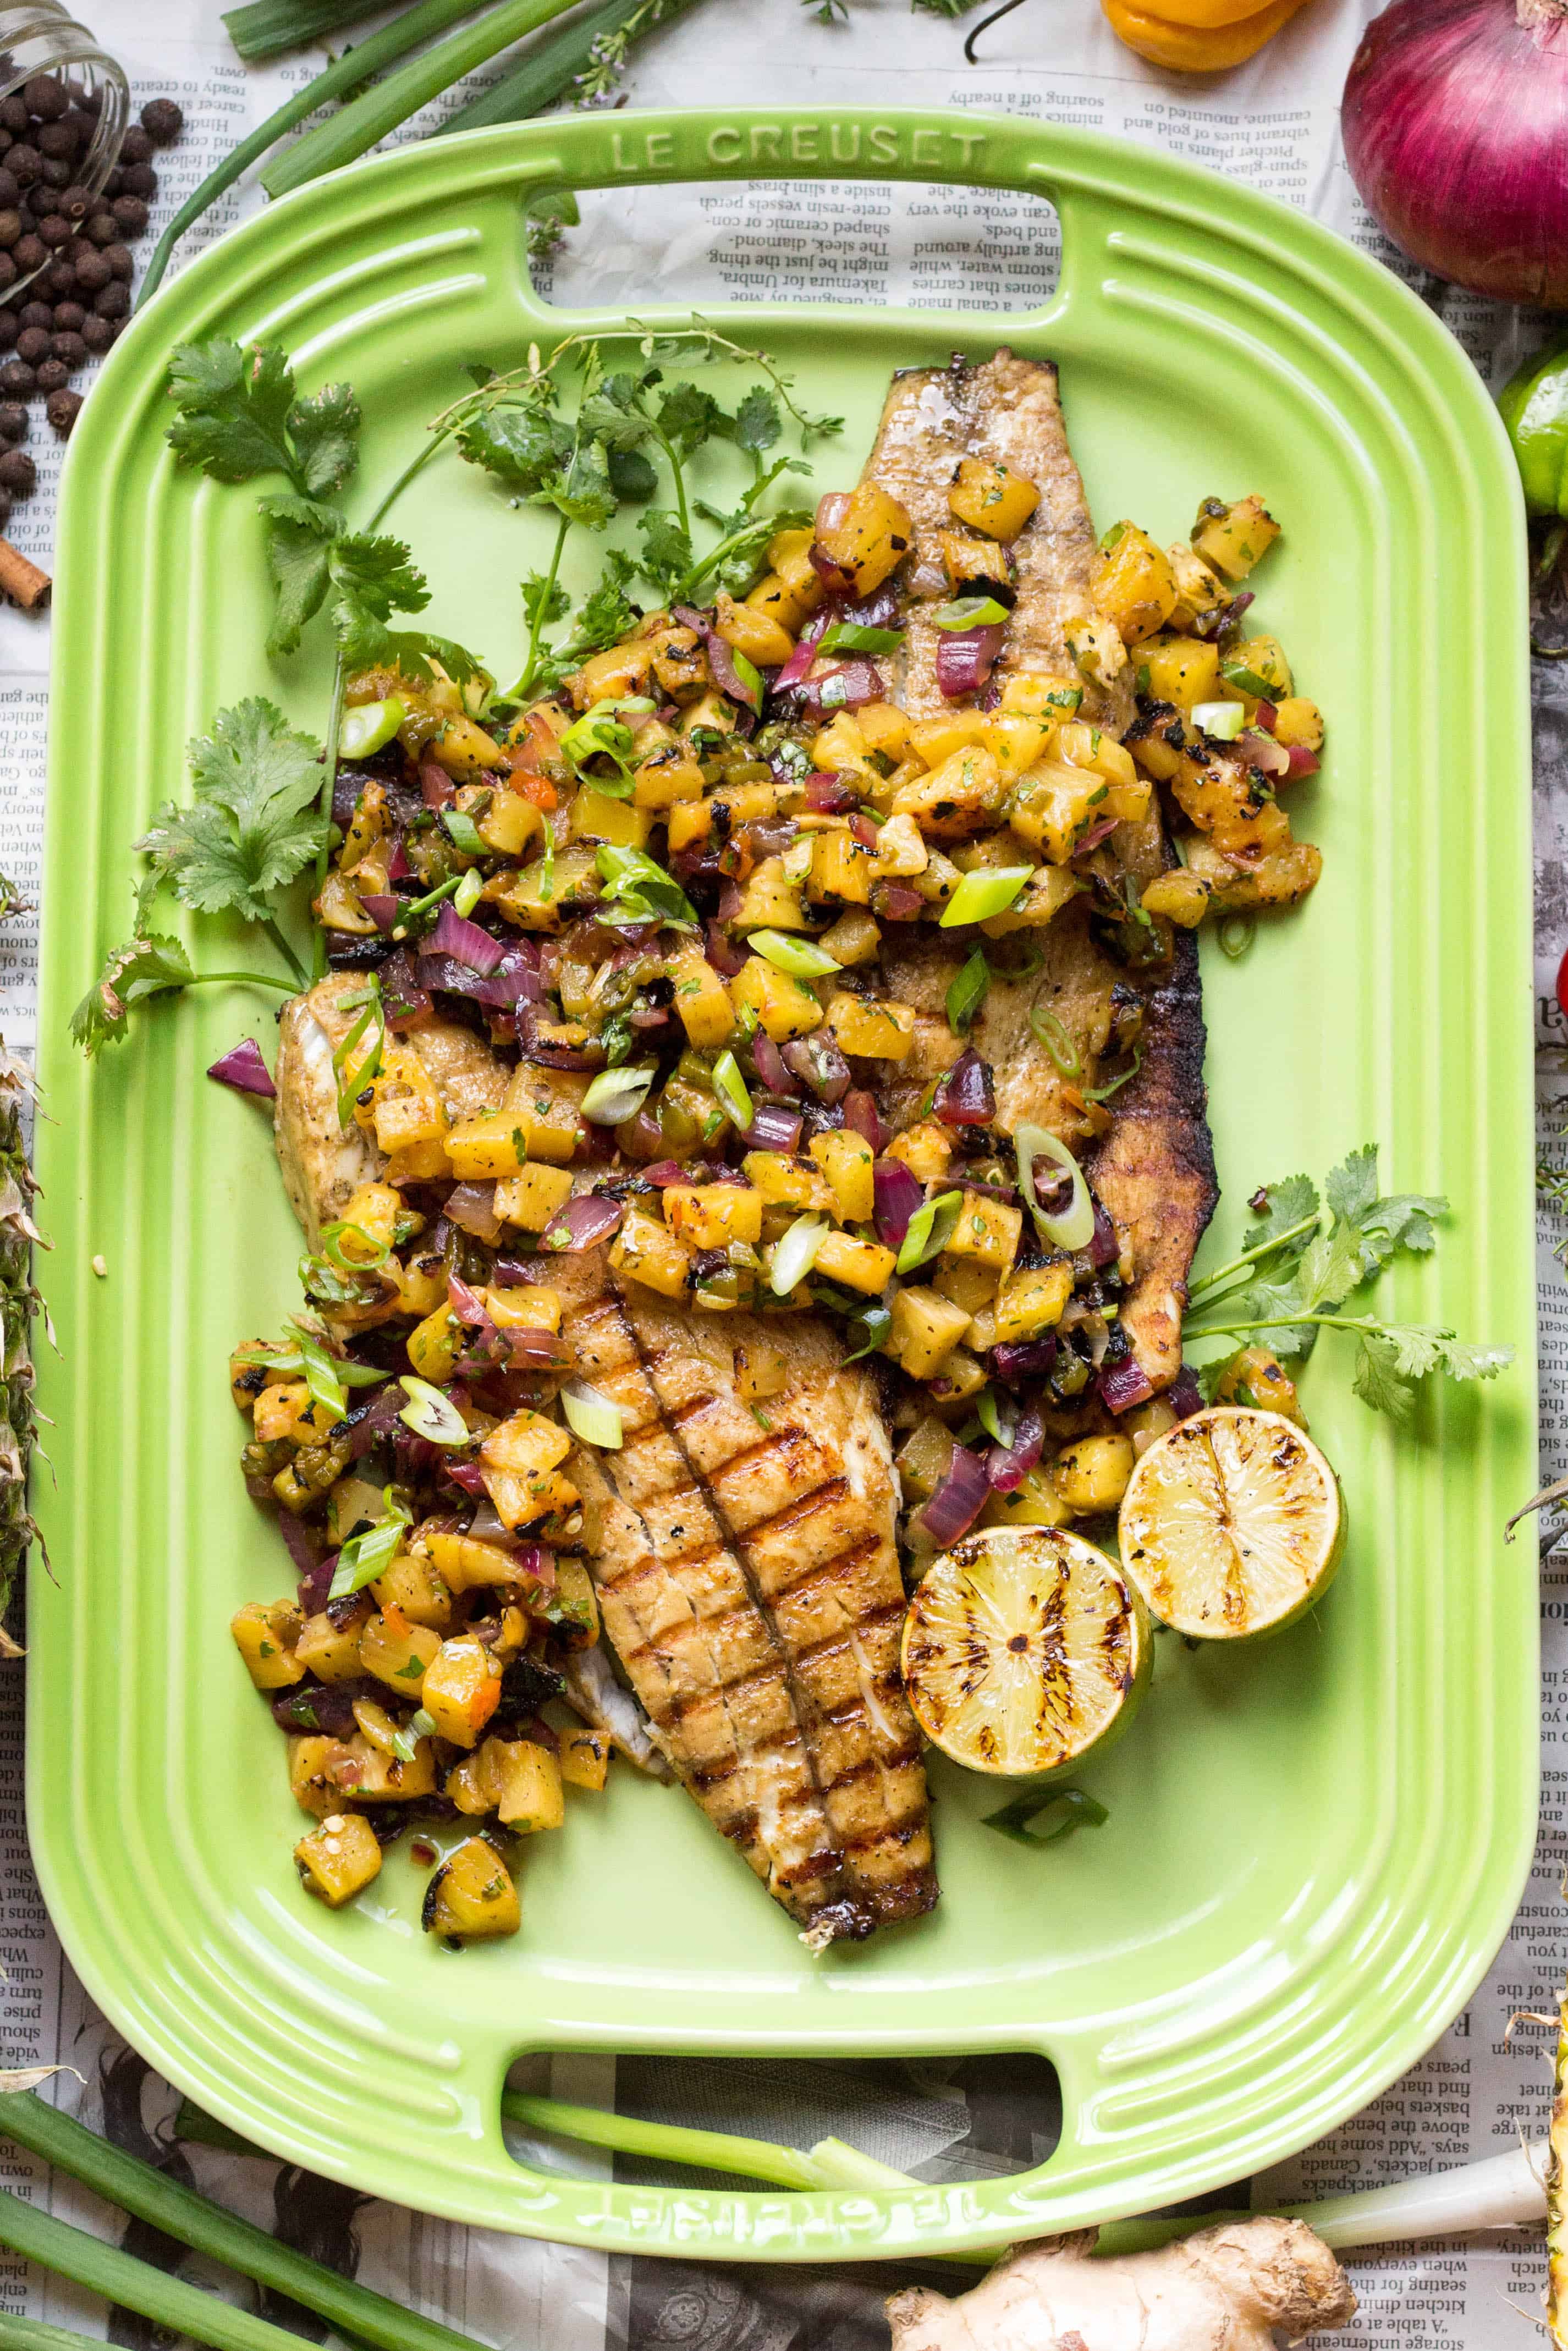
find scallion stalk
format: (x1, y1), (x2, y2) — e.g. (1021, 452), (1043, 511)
(223, 0), (397, 62)
(432, 0), (705, 134)
(262, 0), (581, 200)
(136, 0), (485, 310)
(938, 867), (1032, 930)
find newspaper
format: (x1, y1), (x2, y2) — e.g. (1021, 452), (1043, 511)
(0, 0), (1561, 2341)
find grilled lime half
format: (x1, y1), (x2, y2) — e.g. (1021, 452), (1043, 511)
(900, 1526), (1151, 1777)
(1118, 1405), (1344, 1640)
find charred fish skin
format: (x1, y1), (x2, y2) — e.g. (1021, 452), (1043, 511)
(552, 1255), (937, 1947)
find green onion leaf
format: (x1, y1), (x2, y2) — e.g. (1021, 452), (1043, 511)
(328, 1493), (413, 1601)
(291, 1325), (349, 1427)
(895, 1188), (964, 1275)
(933, 596), (1011, 631)
(1220, 662), (1275, 700)
(819, 622), (904, 656)
(770, 1214), (829, 1296)
(712, 1049), (753, 1132)
(339, 697), (404, 761)
(1028, 1004), (1081, 1079)
(1083, 1043), (1144, 1104)
(443, 809), (487, 857)
(729, 649), (764, 710)
(235, 1342), (388, 1388)
(748, 929), (840, 978)
(841, 1301), (893, 1363)
(1192, 700), (1246, 741)
(397, 1374), (470, 1447)
(938, 867), (1032, 930)
(596, 842), (697, 928)
(331, 977), (383, 1127)
(1218, 915), (1256, 961)
(982, 1784), (1109, 1846)
(1015, 1126), (1094, 1253)
(560, 700), (643, 785)
(318, 1219), (392, 1274)
(945, 948), (990, 1034)
(562, 1379), (624, 1450)
(409, 1706), (437, 1736)
(581, 1063), (657, 1125)
(975, 1386), (1014, 1448)
(453, 867), (483, 918)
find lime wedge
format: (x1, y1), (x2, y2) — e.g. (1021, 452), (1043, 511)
(1118, 1405), (1344, 1640)
(900, 1526), (1150, 1777)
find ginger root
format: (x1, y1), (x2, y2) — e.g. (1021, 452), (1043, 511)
(885, 2217), (1356, 2351)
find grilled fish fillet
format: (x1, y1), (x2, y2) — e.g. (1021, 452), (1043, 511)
(549, 1255), (936, 1946)
(863, 352), (1215, 1388)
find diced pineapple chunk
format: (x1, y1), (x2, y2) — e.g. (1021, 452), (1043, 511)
(609, 1207), (693, 1300)
(559, 1727), (611, 1791)
(824, 992), (916, 1060)
(983, 711), (1054, 779)
(1166, 542), (1228, 630)
(481, 1408), (573, 1479)
(568, 789), (651, 849)
(406, 1303), (460, 1384)
(230, 1600), (304, 1691)
(808, 1129), (875, 1223)
(421, 1636), (503, 1748)
(422, 1836), (519, 1941)
(425, 1528), (528, 1592)
(372, 1551), (454, 1631)
(1271, 697), (1323, 751)
(1190, 494), (1279, 582)
(729, 956), (823, 1041)
(884, 1285), (972, 1381)
(998, 673), (1083, 719)
(1141, 869), (1213, 928)
(742, 1152), (835, 1213)
(948, 456), (1039, 542)
(294, 1599), (372, 1686)
(943, 1194), (1023, 1274)
(493, 1161), (576, 1231)
(814, 483), (914, 597)
(868, 812), (928, 879)
(445, 1111), (527, 1182)
(670, 947), (735, 1048)
(633, 741), (706, 810)
(487, 1283), (561, 1335)
(476, 787), (545, 859)
(810, 826), (877, 906)
(500, 1066), (587, 1165)
(482, 1466), (580, 1531)
(1092, 522), (1177, 644)
(993, 1260), (1075, 1342)
(664, 1183), (764, 1249)
(894, 1414), (955, 1502)
(1064, 614), (1127, 685)
(1139, 635), (1220, 713)
(337, 1181), (401, 1261)
(553, 1559), (600, 1646)
(1225, 631), (1292, 698)
(1051, 1434), (1136, 1515)
(815, 1231), (896, 1294)
(888, 1121), (953, 1184)
(360, 1605), (442, 1697)
(713, 590), (794, 668)
(1008, 761), (1109, 864)
(487, 1737), (565, 1831)
(978, 1470), (1072, 1531)
(370, 1044), (449, 1153)
(294, 1813), (383, 1908)
(892, 745), (1005, 840)
(816, 908), (881, 966)
(931, 1345), (987, 1402)
(977, 865), (1081, 938)
(855, 701), (912, 761)
(253, 1381), (324, 1447)
(908, 709), (989, 769)
(288, 1734), (355, 1819)
(746, 567), (819, 638)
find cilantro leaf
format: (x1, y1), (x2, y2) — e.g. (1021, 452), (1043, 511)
(1324, 1144), (1379, 1231)
(657, 381), (720, 455)
(578, 391), (654, 454)
(1359, 1190), (1445, 1270)
(521, 571), (571, 635)
(327, 532), (429, 627)
(337, 617), (487, 687)
(455, 404), (573, 494)
(638, 508), (695, 595)
(288, 382), (361, 500)
(1295, 1219), (1365, 1313)
(1352, 1329), (1415, 1423)
(167, 339), (296, 481)
(543, 442), (617, 530)
(572, 550), (642, 652)
(137, 698), (326, 924)
(257, 493), (340, 659)
(1443, 1339), (1514, 1381)
(732, 386), (782, 459)
(608, 447), (658, 504)
(1245, 1172), (1318, 1250)
(71, 932), (195, 1057)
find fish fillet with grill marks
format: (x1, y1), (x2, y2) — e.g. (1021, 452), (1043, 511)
(866, 351), (1216, 1388)
(549, 1255), (937, 1947)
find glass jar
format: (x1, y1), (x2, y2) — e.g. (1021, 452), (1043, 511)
(0, 5), (128, 298)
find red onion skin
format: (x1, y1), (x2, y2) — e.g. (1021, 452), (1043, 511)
(873, 1157), (924, 1248)
(207, 1038), (275, 1098)
(1343, 0), (1568, 306)
(918, 1445), (991, 1545)
(933, 1047), (995, 1127)
(538, 1193), (624, 1253)
(936, 624), (1006, 701)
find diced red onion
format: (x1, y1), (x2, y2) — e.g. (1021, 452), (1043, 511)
(296, 1555), (337, 1615)
(386, 839), (412, 883)
(359, 893), (401, 934)
(489, 1258), (531, 1286)
(745, 1103), (804, 1152)
(795, 659), (885, 717)
(746, 818), (798, 861)
(207, 1038), (275, 1098)
(783, 1033), (851, 1104)
(918, 1444), (991, 1546)
(876, 883), (922, 921)
(1099, 1357), (1156, 1416)
(420, 756), (453, 809)
(423, 902), (506, 973)
(705, 918), (747, 978)
(1087, 1200), (1120, 1270)
(630, 1005), (672, 1033)
(332, 769), (363, 829)
(805, 773), (859, 814)
(277, 1509), (320, 1580)
(716, 878), (743, 924)
(1193, 590), (1254, 642)
(1253, 700), (1279, 733)
(750, 1029), (797, 1095)
(512, 1542), (557, 1590)
(873, 1157), (924, 1248)
(380, 948), (432, 1032)
(443, 1458), (488, 1495)
(640, 1160), (687, 1187)
(1168, 1366), (1204, 1421)
(448, 1274), (491, 1326)
(502, 1325), (571, 1367)
(539, 1193), (624, 1253)
(345, 1381), (408, 1461)
(987, 1407), (1044, 1494)
(618, 1109), (667, 1162)
(815, 492), (851, 535)
(834, 581), (901, 632)
(849, 812), (879, 849)
(772, 615), (828, 694)
(843, 1089), (888, 1153)
(517, 1005), (597, 1070)
(1075, 816), (1119, 856)
(445, 1182), (503, 1243)
(1286, 745), (1320, 779)
(933, 1047), (994, 1127)
(1236, 729), (1291, 779)
(936, 624), (1006, 701)
(810, 544), (858, 598)
(992, 1335), (1059, 1386)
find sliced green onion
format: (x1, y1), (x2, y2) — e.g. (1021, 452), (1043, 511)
(711, 1050), (753, 1132)
(1083, 1043), (1144, 1104)
(234, 1343), (387, 1387)
(945, 948), (989, 1034)
(581, 1064), (657, 1125)
(939, 867), (1032, 930)
(560, 701), (647, 788)
(292, 1326), (348, 1427)
(331, 979), (383, 1127)
(1015, 1126), (1094, 1253)
(933, 596), (1011, 631)
(771, 1214), (829, 1296)
(388, 1720), (420, 1763)
(1218, 915), (1256, 961)
(409, 1706), (437, 1737)
(562, 1380), (624, 1450)
(1098, 523), (1127, 552)
(339, 698), (404, 761)
(729, 650), (764, 709)
(453, 868), (483, 918)
(896, 1189), (964, 1275)
(1192, 700), (1246, 741)
(318, 1219), (392, 1274)
(328, 1495), (412, 1601)
(1220, 662), (1275, 700)
(841, 1301), (893, 1363)
(780, 836), (815, 887)
(1028, 1004), (1081, 1079)
(397, 1375), (469, 1447)
(595, 843), (696, 927)
(983, 1784), (1109, 1846)
(975, 1386), (1014, 1447)
(443, 810), (487, 857)
(819, 623), (904, 656)
(749, 929), (840, 978)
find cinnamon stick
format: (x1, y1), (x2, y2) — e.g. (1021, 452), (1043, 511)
(0, 539), (48, 611)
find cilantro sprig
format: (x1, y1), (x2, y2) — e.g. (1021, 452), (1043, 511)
(1182, 1147), (1512, 1424)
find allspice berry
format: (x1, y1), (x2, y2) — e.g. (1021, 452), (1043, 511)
(84, 212), (115, 247)
(0, 312), (19, 354)
(103, 243), (132, 283)
(0, 359), (35, 398)
(45, 387), (81, 437)
(38, 156), (71, 191)
(37, 120), (81, 162)
(0, 99), (27, 137)
(51, 299), (82, 332)
(37, 215), (70, 250)
(48, 331), (84, 371)
(22, 76), (68, 123)
(120, 128), (153, 165)
(56, 181), (91, 221)
(0, 448), (37, 495)
(33, 357), (67, 395)
(71, 248), (107, 293)
(0, 403), (29, 444)
(109, 196), (147, 236)
(139, 99), (183, 146)
(91, 280), (126, 320)
(120, 164), (156, 201)
(16, 302), (48, 333)
(79, 312), (112, 354)
(6, 145), (41, 187)
(15, 327), (49, 366)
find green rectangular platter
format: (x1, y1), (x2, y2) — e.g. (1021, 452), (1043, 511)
(27, 106), (1539, 2263)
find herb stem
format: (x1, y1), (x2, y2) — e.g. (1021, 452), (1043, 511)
(1186, 1212), (1321, 1301)
(262, 915), (309, 990)
(653, 422), (691, 540)
(0, 2093), (485, 2351)
(1183, 1311), (1385, 1345)
(312, 661), (347, 984)
(261, 0), (582, 200)
(514, 513), (570, 702)
(188, 968), (299, 995)
(390, 872), (463, 937)
(135, 0), (483, 309)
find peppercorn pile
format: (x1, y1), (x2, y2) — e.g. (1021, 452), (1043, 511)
(0, 80), (184, 532)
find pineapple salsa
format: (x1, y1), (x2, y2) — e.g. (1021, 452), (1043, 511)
(228, 411), (1323, 1932)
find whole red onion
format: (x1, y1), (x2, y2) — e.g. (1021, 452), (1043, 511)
(1343, 0), (1568, 305)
